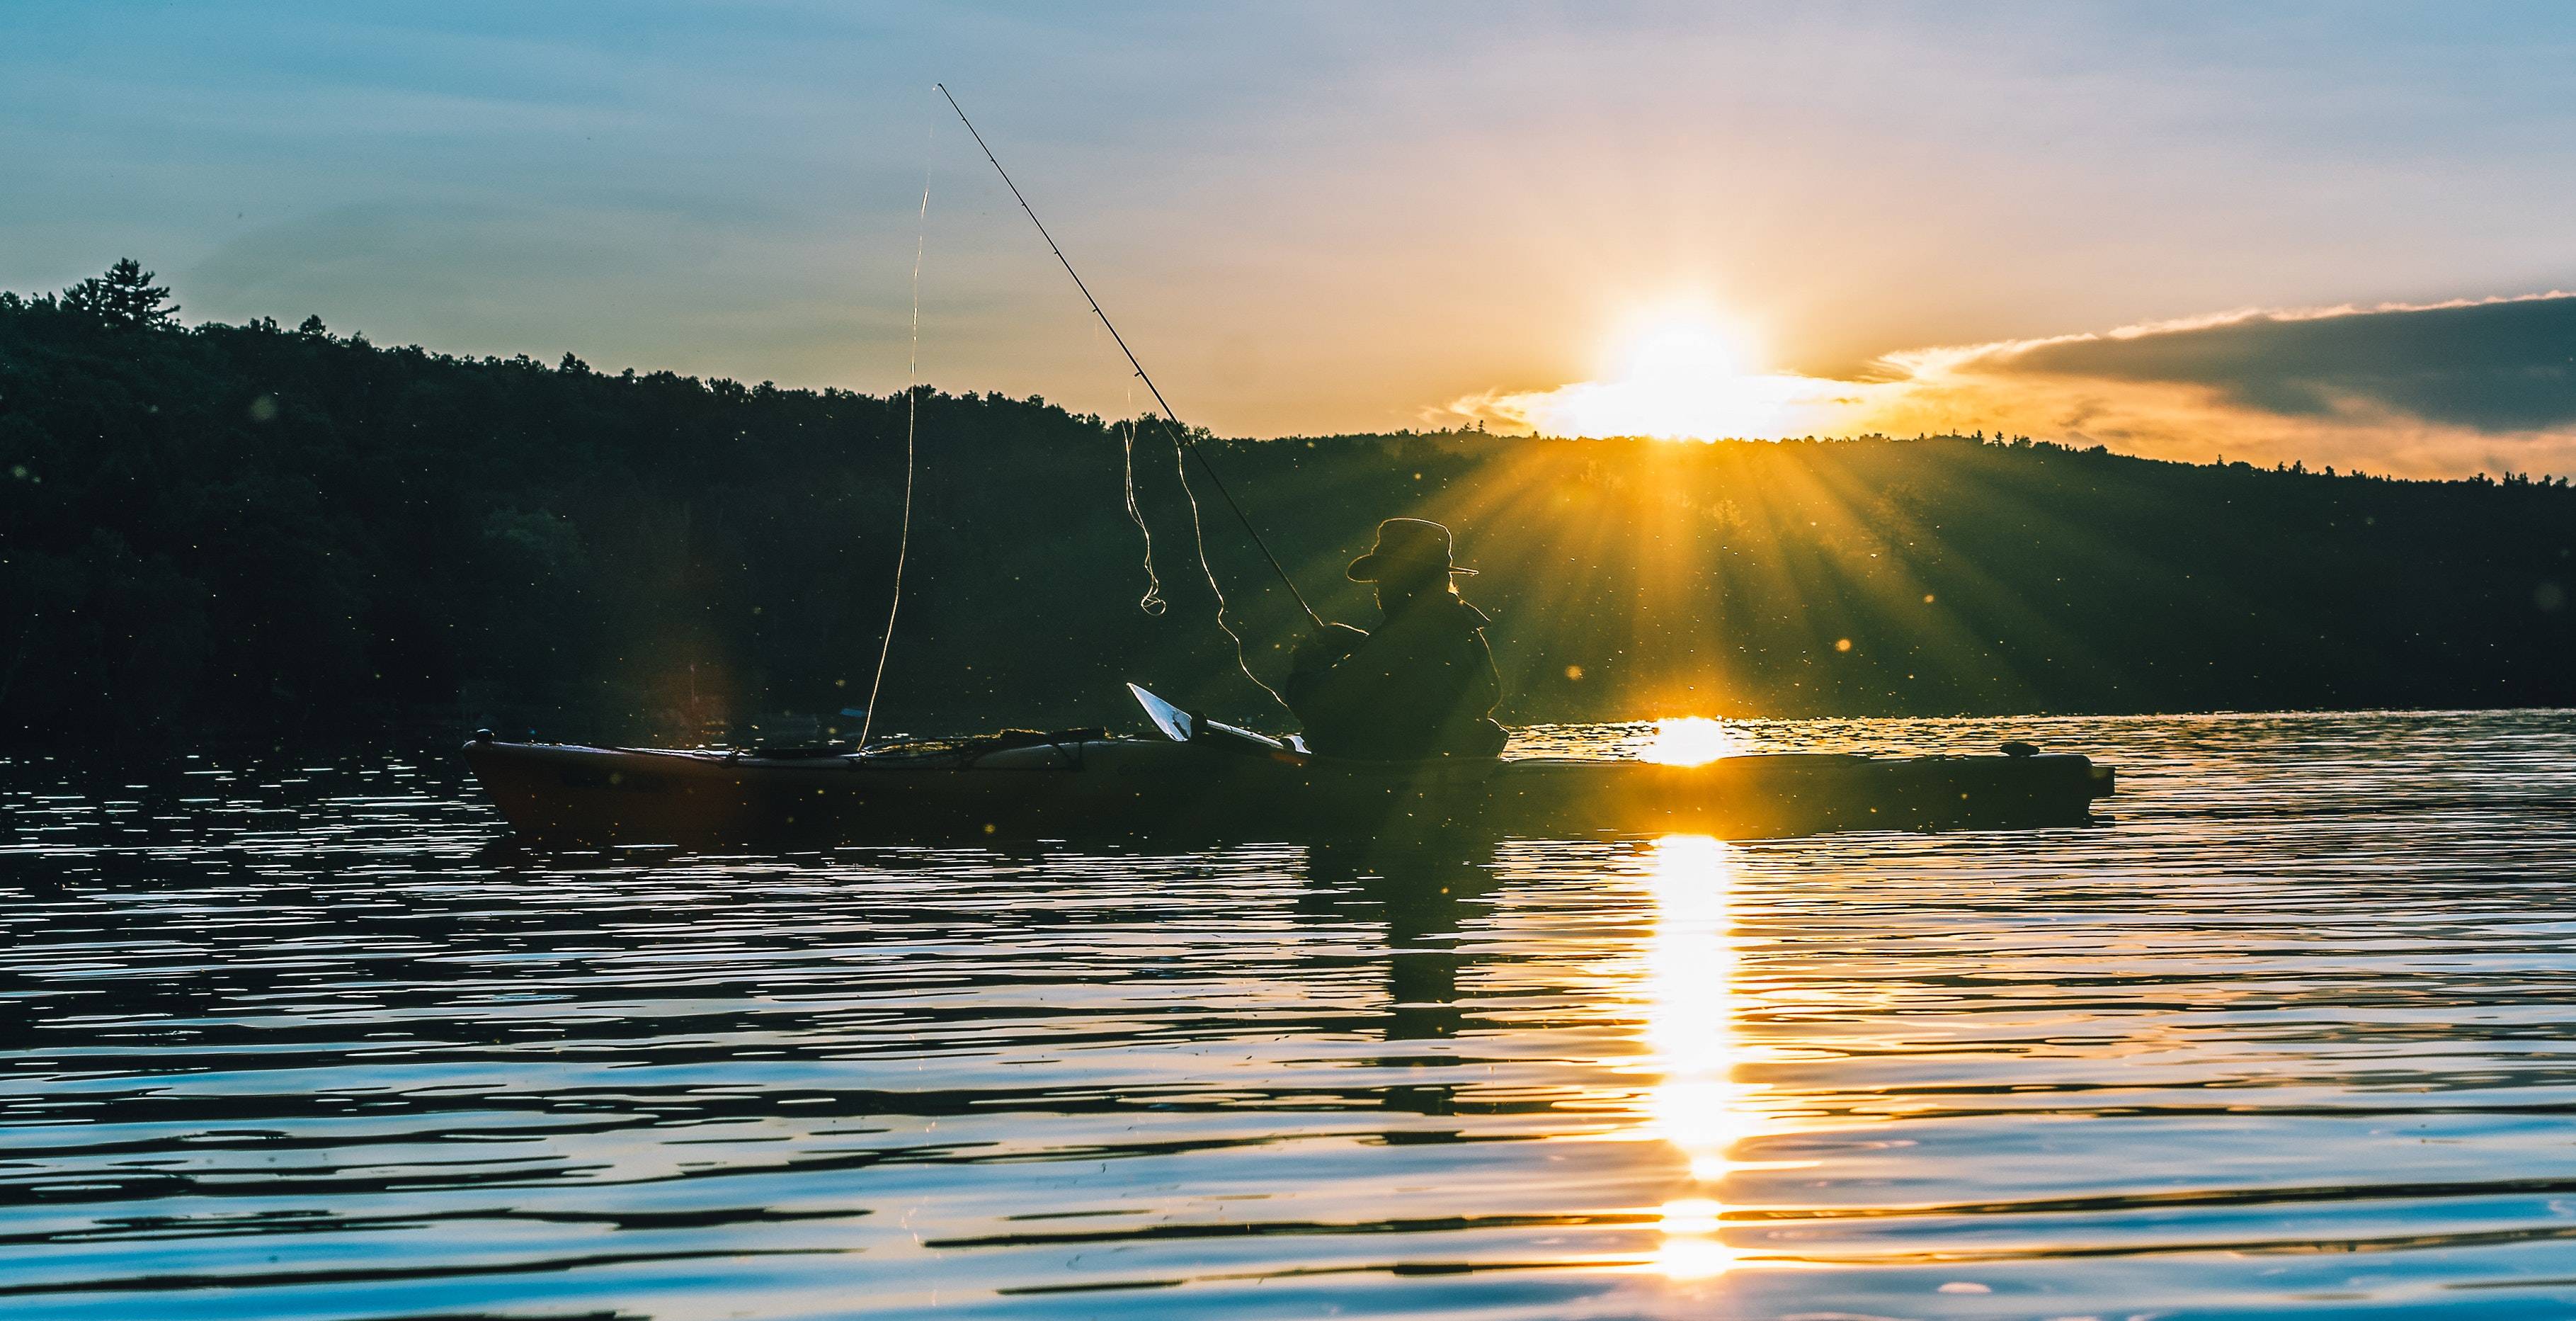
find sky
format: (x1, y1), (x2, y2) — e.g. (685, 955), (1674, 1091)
(8, 2), (2576, 476)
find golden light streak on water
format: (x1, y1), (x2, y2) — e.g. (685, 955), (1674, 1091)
(1643, 834), (1750, 1279)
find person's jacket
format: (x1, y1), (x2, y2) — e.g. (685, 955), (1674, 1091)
(1284, 592), (1507, 760)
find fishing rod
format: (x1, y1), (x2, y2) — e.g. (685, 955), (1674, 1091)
(935, 83), (1325, 630)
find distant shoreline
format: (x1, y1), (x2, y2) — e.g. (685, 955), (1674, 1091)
(6, 293), (2571, 745)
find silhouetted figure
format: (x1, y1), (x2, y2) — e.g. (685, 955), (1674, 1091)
(1286, 518), (1508, 761)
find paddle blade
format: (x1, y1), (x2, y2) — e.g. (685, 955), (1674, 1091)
(1127, 683), (1193, 743)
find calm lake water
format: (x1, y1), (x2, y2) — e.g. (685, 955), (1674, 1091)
(8, 710), (2576, 1320)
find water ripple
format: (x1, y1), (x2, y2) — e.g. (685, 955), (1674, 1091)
(5, 710), (2576, 1317)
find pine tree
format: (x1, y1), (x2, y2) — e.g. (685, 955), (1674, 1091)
(60, 259), (178, 330)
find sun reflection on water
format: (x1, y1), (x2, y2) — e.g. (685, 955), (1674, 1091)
(1643, 834), (1748, 1279)
(1639, 716), (1747, 766)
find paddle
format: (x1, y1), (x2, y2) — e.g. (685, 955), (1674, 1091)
(1127, 683), (1304, 755)
(1127, 682), (1194, 743)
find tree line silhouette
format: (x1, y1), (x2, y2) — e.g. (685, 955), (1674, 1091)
(4, 261), (2570, 744)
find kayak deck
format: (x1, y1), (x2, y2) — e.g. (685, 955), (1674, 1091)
(464, 733), (2114, 847)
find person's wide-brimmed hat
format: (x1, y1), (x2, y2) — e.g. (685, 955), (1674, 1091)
(1346, 517), (1477, 583)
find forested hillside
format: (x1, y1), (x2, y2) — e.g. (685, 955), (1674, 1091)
(4, 267), (2571, 743)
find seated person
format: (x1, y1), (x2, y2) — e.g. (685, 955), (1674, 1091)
(1285, 518), (1508, 761)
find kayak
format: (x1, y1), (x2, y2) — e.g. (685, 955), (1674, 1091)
(462, 726), (2114, 847)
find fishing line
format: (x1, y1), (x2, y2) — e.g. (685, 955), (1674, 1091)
(859, 118), (934, 752)
(1091, 310), (1165, 617)
(935, 82), (1323, 633)
(1092, 314), (1263, 699)
(1166, 416), (1291, 710)
(1117, 382), (1167, 617)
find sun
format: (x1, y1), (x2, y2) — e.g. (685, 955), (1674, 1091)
(1518, 310), (1826, 441)
(1617, 319), (1755, 383)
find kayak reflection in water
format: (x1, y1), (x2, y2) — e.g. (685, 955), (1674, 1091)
(1284, 518), (1509, 761)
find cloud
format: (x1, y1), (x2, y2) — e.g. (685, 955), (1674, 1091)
(1971, 293), (2576, 431)
(1447, 293), (2576, 479)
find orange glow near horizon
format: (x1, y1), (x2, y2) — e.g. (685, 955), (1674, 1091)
(1515, 311), (1845, 441)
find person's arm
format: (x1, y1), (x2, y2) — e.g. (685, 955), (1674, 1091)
(1285, 623), (1369, 714)
(1456, 600), (1502, 718)
(1291, 623), (1367, 672)
(1468, 630), (1502, 716)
